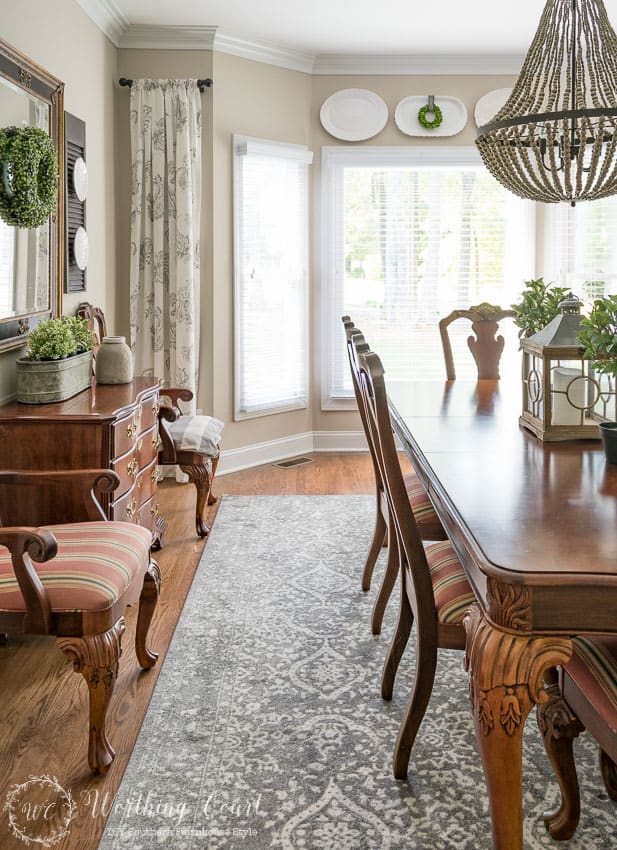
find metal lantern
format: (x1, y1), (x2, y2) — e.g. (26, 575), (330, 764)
(477, 0), (617, 205)
(520, 295), (617, 440)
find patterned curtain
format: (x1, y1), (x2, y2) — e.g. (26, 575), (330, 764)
(129, 79), (201, 399)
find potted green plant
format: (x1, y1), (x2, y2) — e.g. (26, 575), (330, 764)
(16, 316), (96, 404)
(511, 277), (571, 338)
(578, 295), (617, 462)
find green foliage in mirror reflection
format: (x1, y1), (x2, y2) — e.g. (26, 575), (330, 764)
(0, 126), (58, 229)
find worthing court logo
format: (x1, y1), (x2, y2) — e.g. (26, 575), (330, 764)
(4, 775), (76, 846)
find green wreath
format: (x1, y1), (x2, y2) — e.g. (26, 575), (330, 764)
(418, 103), (443, 130)
(0, 126), (58, 229)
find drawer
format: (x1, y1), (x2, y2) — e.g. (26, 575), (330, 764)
(112, 409), (139, 458)
(111, 484), (139, 523)
(111, 446), (139, 498)
(133, 456), (157, 507)
(140, 393), (159, 433)
(135, 423), (159, 468)
(135, 494), (160, 533)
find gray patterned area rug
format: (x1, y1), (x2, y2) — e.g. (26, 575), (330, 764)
(100, 496), (616, 850)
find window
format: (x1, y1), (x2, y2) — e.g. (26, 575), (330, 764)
(233, 136), (312, 419)
(545, 198), (617, 301)
(321, 146), (536, 407)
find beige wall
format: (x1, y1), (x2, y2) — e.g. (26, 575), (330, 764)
(0, 8), (526, 457)
(309, 73), (518, 434)
(2, 0), (117, 401)
(211, 52), (313, 450)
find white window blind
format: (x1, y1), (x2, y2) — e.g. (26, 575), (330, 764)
(321, 147), (536, 407)
(234, 136), (312, 419)
(545, 198), (617, 301)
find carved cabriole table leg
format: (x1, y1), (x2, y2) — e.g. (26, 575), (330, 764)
(180, 460), (213, 537)
(135, 559), (161, 669)
(536, 667), (584, 840)
(463, 598), (572, 850)
(57, 618), (126, 774)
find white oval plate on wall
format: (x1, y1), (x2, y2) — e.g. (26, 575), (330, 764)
(73, 226), (89, 271)
(72, 156), (88, 202)
(320, 89), (388, 141)
(394, 95), (468, 137)
(474, 88), (513, 128)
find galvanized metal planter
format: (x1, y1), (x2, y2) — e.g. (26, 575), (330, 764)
(16, 350), (93, 404)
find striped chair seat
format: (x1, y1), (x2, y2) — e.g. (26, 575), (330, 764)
(0, 522), (152, 614)
(425, 540), (476, 625)
(404, 472), (446, 540)
(566, 636), (617, 734)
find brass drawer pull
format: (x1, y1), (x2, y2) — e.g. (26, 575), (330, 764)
(127, 459), (138, 478)
(151, 467), (161, 483)
(127, 421), (138, 441)
(125, 498), (137, 518)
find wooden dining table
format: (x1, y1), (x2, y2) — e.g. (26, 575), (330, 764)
(387, 378), (617, 850)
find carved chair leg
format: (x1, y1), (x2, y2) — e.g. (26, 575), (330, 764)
(57, 618), (126, 774)
(371, 514), (398, 635)
(382, 560), (414, 701)
(362, 493), (387, 592)
(180, 461), (213, 537)
(207, 453), (219, 506)
(392, 631), (438, 780)
(135, 559), (161, 669)
(600, 749), (617, 801)
(536, 668), (584, 841)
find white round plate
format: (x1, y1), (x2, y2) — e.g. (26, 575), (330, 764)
(72, 156), (88, 202)
(73, 226), (89, 271)
(394, 95), (468, 137)
(320, 89), (388, 141)
(474, 88), (512, 128)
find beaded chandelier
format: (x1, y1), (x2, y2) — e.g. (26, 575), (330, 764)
(476, 0), (617, 205)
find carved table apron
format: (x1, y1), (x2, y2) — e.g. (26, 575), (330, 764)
(387, 379), (617, 850)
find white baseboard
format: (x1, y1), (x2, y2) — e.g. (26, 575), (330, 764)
(312, 431), (368, 452)
(217, 430), (367, 475)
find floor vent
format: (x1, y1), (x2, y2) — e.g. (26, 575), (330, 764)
(273, 457), (314, 469)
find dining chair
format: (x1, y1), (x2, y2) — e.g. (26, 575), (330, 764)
(537, 638), (617, 840)
(353, 340), (476, 779)
(0, 467), (160, 774)
(438, 303), (515, 381)
(77, 302), (223, 539)
(342, 316), (446, 636)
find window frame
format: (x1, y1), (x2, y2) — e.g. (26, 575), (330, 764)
(233, 134), (312, 421)
(320, 144), (536, 409)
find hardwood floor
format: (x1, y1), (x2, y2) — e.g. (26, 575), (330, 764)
(0, 453), (377, 850)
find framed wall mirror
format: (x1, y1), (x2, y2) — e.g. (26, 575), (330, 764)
(0, 37), (64, 352)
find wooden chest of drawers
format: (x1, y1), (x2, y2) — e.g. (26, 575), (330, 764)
(0, 377), (164, 547)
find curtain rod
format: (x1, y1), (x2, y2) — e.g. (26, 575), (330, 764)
(118, 77), (213, 92)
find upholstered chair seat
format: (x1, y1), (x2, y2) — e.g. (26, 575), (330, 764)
(0, 522), (152, 615)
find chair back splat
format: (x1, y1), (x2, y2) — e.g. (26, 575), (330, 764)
(350, 334), (475, 780)
(341, 316), (445, 638)
(439, 303), (515, 380)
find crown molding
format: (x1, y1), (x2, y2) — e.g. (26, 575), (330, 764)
(312, 53), (525, 75)
(74, 7), (523, 77)
(76, 0), (127, 47)
(119, 25), (217, 50)
(213, 29), (316, 74)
